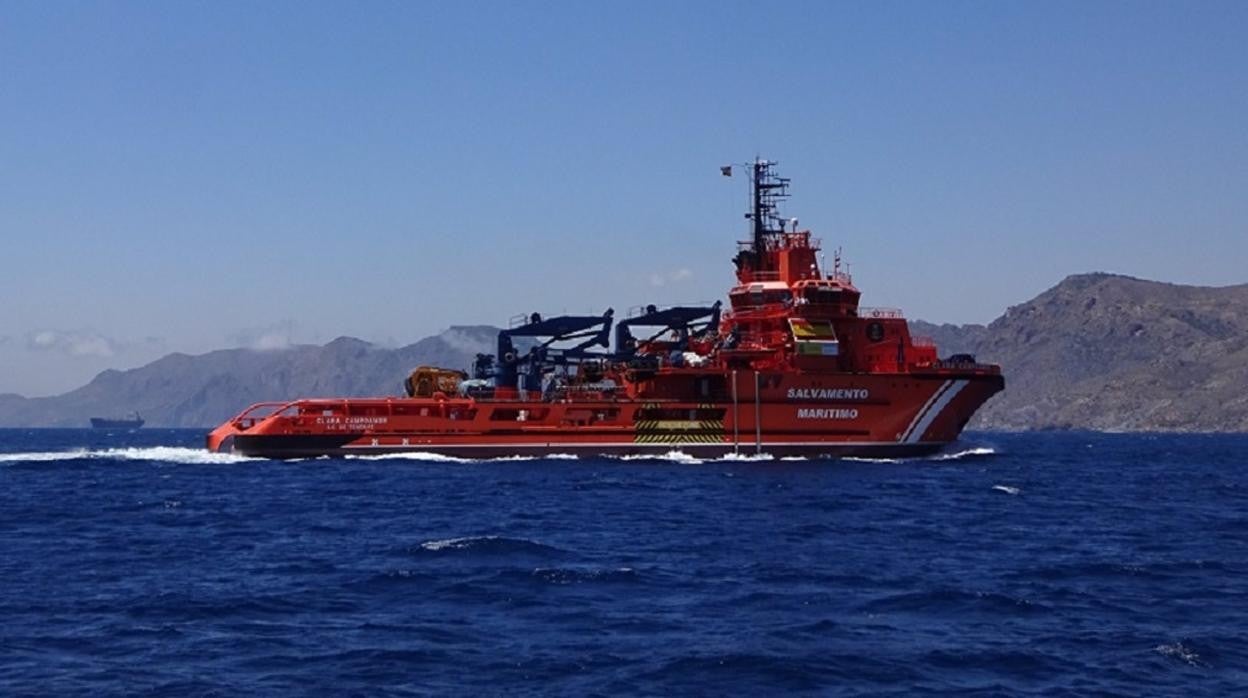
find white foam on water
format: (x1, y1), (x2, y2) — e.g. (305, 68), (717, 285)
(348, 452), (582, 463)
(0, 449), (90, 463)
(992, 484), (1021, 495)
(419, 535), (497, 551)
(614, 450), (705, 464)
(112, 447), (262, 464)
(347, 451), (474, 463)
(837, 446), (997, 465)
(713, 452), (775, 463)
(1154, 641), (1208, 668)
(0, 447), (259, 465)
(932, 446), (997, 461)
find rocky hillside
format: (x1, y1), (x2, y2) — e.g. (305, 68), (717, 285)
(0, 327), (497, 428)
(921, 274), (1248, 432)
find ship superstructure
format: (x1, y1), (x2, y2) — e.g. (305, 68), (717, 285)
(208, 160), (1002, 458)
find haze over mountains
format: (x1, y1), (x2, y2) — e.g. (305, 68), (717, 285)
(0, 327), (498, 429)
(3, 274), (1247, 432)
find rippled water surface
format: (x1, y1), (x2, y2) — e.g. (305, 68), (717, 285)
(2, 429), (1246, 695)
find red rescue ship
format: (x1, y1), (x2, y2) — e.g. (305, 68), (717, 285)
(208, 160), (1003, 459)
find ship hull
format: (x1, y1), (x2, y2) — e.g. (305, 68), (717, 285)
(226, 436), (948, 460)
(91, 418), (144, 429)
(208, 372), (1002, 460)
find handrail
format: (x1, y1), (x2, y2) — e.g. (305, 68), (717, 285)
(231, 401), (298, 420)
(859, 307), (906, 319)
(723, 303), (793, 318)
(737, 271), (782, 282)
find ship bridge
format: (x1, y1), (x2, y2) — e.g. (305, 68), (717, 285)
(718, 159), (937, 374)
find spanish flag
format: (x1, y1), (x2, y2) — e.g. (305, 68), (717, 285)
(789, 318), (837, 340)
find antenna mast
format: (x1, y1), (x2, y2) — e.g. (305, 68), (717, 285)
(749, 158), (790, 255)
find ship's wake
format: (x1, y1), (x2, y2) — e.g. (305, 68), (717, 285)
(348, 452), (492, 464)
(932, 446), (998, 461)
(839, 446), (998, 465)
(312, 445), (999, 465)
(0, 445), (997, 467)
(346, 452), (579, 464)
(0, 447), (259, 465)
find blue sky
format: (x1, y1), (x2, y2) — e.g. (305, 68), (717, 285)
(2, 1), (1246, 395)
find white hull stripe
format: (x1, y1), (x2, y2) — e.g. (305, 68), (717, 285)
(904, 379), (968, 444)
(899, 380), (952, 443)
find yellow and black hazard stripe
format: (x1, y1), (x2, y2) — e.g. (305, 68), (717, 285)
(634, 419), (725, 444)
(635, 432), (724, 444)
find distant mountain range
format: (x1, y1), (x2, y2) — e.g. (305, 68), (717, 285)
(3, 274), (1247, 432)
(0, 327), (498, 429)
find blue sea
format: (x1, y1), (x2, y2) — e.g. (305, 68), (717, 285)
(1, 429), (1245, 696)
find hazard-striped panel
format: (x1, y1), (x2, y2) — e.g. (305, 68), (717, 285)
(635, 403), (725, 444)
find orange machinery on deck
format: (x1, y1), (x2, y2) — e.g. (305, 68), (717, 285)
(208, 160), (1002, 459)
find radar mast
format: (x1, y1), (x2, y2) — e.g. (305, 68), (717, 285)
(733, 158), (792, 275)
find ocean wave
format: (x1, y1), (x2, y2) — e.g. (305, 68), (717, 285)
(617, 451), (785, 464)
(360, 569), (442, 588)
(931, 446), (998, 461)
(0, 447), (259, 465)
(1021, 559), (1229, 583)
(1154, 640), (1210, 668)
(528, 566), (640, 585)
(612, 450), (706, 464)
(993, 484), (1021, 495)
(348, 452), (580, 463)
(413, 535), (565, 557)
(923, 647), (1066, 677)
(861, 588), (1050, 616)
(641, 651), (911, 689)
(347, 451), (475, 463)
(715, 452), (776, 462)
(124, 592), (305, 620)
(838, 446), (998, 465)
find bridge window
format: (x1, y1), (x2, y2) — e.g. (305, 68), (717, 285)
(802, 287), (843, 304)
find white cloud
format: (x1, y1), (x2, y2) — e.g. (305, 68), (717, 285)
(2, 331), (168, 396)
(26, 329), (118, 357)
(229, 322), (297, 351)
(649, 268), (694, 288)
(254, 331), (292, 350)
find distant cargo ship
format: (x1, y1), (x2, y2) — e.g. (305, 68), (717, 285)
(90, 413), (144, 429)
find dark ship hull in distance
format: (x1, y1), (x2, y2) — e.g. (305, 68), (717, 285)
(90, 414), (144, 429)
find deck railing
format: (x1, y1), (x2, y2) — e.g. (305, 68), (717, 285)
(858, 307), (906, 319)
